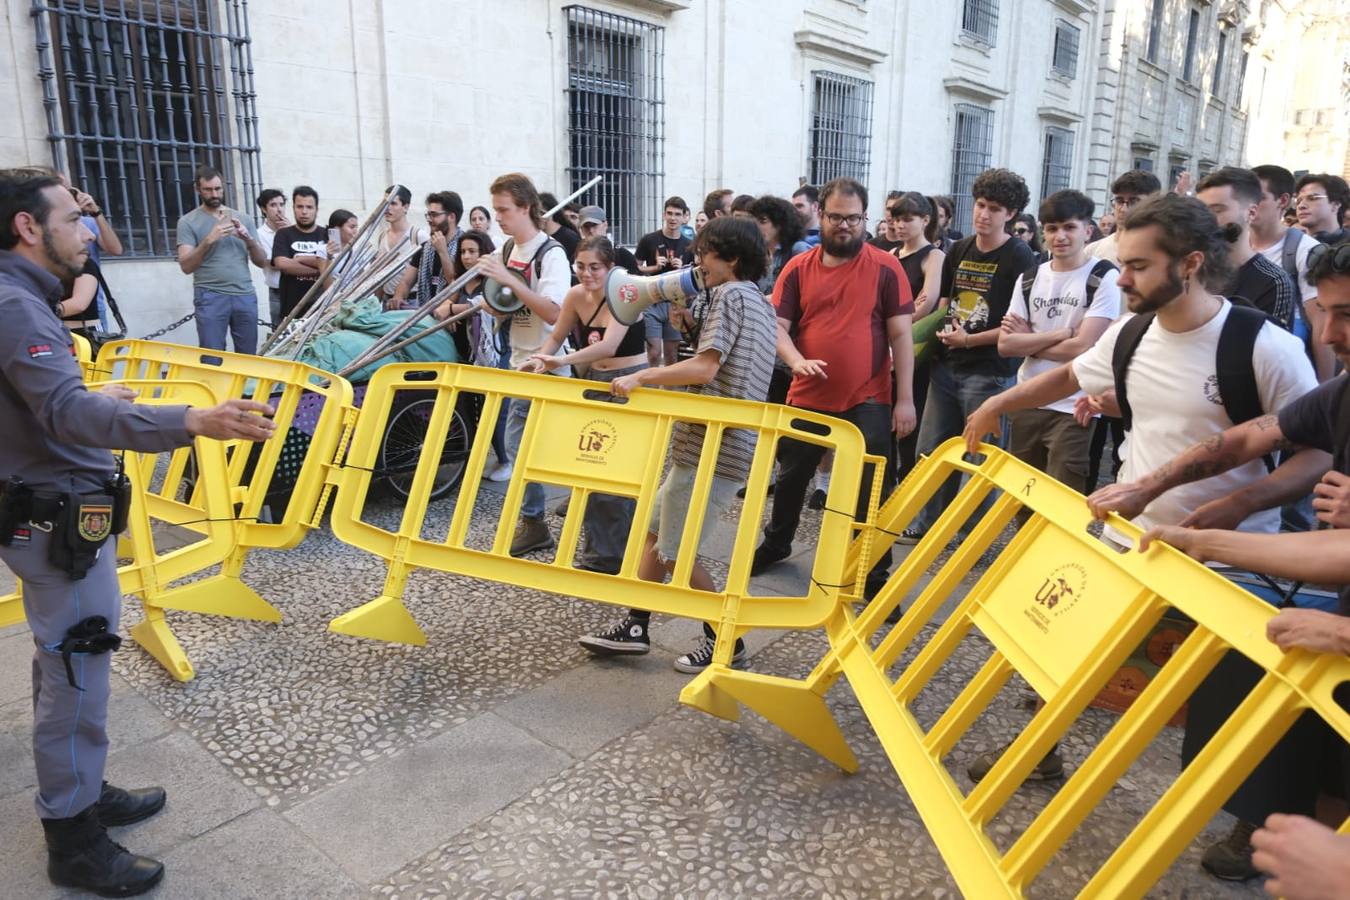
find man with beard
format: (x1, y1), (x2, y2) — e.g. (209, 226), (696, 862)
(959, 193), (1316, 826)
(389, 191), (464, 310)
(0, 170), (276, 895)
(175, 165), (269, 354)
(749, 177), (916, 601)
(270, 186), (330, 321)
(1080, 241), (1350, 882)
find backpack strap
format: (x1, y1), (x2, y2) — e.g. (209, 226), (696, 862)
(1216, 304), (1276, 471)
(1085, 258), (1117, 307)
(530, 236), (564, 281)
(1111, 312), (1155, 433)
(1280, 227), (1302, 287)
(1019, 269), (1034, 309)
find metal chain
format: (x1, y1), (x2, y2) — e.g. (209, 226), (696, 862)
(137, 313), (272, 342)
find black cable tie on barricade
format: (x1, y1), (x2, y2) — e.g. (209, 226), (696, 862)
(57, 616), (121, 690)
(820, 504), (902, 538)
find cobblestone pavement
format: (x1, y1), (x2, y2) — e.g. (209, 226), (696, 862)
(0, 483), (1268, 898)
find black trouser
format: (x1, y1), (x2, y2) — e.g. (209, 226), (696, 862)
(1182, 649), (1350, 824)
(761, 399), (896, 593)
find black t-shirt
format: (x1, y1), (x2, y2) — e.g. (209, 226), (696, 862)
(272, 225), (327, 318)
(551, 224), (580, 264)
(1277, 373), (1350, 613)
(615, 245), (641, 275)
(896, 243), (936, 301)
(1231, 254), (1296, 332)
(869, 235), (902, 254)
(937, 236), (1039, 376)
(404, 245), (447, 292)
(635, 230), (691, 270)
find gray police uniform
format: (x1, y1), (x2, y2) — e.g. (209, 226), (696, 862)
(0, 250), (192, 821)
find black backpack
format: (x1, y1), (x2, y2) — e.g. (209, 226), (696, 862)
(1112, 304), (1274, 468)
(499, 236), (563, 288)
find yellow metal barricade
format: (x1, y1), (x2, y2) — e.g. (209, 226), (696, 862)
(329, 363), (887, 760)
(0, 382), (238, 680)
(728, 437), (1350, 898)
(91, 340), (357, 659)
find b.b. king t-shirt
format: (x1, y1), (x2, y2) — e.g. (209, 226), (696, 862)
(938, 236), (1038, 376)
(272, 225), (329, 318)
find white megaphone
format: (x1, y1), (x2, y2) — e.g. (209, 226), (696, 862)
(481, 275), (526, 314)
(603, 266), (706, 326)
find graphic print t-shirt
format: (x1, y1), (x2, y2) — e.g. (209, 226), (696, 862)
(938, 236), (1038, 376)
(635, 230), (691, 270)
(273, 225), (329, 318)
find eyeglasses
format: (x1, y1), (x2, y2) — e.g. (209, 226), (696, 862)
(1111, 196), (1143, 210)
(823, 213), (865, 227)
(1296, 193), (1328, 206)
(574, 262), (608, 274)
(425, 211), (447, 220)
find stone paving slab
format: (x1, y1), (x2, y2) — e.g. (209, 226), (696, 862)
(284, 712), (574, 884)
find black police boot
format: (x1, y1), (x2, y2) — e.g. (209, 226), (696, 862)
(41, 805), (164, 897)
(96, 781), (167, 826)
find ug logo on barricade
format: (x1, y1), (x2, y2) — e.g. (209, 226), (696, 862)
(77, 504), (113, 542)
(576, 418), (618, 465)
(1033, 562), (1087, 615)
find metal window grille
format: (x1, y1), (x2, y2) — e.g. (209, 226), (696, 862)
(1052, 20), (1080, 77)
(31, 0), (261, 258)
(564, 5), (664, 246)
(1145, 0), (1164, 63)
(1237, 49), (1249, 106)
(1041, 126), (1074, 200)
(949, 103), (993, 229)
(1182, 8), (1201, 82)
(808, 71), (874, 186)
(961, 0), (998, 45)
(1212, 28), (1227, 95)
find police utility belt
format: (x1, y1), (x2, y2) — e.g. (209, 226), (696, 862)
(0, 464), (130, 581)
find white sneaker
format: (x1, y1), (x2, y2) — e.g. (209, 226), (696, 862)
(486, 462), (513, 482)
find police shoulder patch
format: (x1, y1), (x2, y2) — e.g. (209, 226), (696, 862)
(77, 505), (113, 542)
(28, 343), (53, 358)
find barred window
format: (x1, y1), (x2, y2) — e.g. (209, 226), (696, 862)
(1212, 28), (1227, 96)
(961, 0), (998, 45)
(1133, 156), (1154, 172)
(1052, 21), (1080, 77)
(1182, 8), (1201, 83)
(32, 0), (261, 258)
(950, 103), (994, 229)
(1145, 0), (1164, 63)
(1041, 127), (1074, 200)
(564, 5), (665, 245)
(808, 71), (874, 186)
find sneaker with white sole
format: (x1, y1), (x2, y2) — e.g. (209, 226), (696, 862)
(674, 636), (746, 673)
(486, 462), (513, 483)
(578, 616), (651, 655)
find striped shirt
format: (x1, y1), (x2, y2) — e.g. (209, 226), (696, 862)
(671, 280), (778, 481)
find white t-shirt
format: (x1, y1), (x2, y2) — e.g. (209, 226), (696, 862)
(1253, 228), (1320, 305)
(1009, 258), (1121, 414)
(1086, 232), (1120, 268)
(1072, 300), (1316, 543)
(502, 230), (571, 372)
(258, 221), (280, 290)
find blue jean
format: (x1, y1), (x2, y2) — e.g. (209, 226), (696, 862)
(490, 347), (511, 464)
(505, 397), (545, 518)
(911, 359), (1012, 533)
(194, 286), (258, 354)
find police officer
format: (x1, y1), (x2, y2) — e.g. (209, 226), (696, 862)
(0, 170), (276, 896)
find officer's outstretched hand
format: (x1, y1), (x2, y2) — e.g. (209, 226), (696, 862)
(185, 399), (277, 442)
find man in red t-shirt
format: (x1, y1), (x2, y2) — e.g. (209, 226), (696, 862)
(751, 177), (916, 599)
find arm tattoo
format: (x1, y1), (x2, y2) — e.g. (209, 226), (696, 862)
(1251, 414), (1295, 452)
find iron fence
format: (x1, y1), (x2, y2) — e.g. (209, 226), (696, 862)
(31, 0), (261, 257)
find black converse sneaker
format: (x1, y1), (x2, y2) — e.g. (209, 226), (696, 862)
(578, 616), (651, 655)
(674, 636), (746, 673)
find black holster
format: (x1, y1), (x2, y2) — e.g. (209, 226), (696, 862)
(47, 490), (117, 581)
(57, 615), (121, 690)
(0, 478), (32, 545)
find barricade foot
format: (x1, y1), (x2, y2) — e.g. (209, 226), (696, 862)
(684, 668), (859, 773)
(328, 595), (427, 646)
(128, 613), (195, 682)
(0, 590), (23, 629)
(154, 575), (283, 623)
